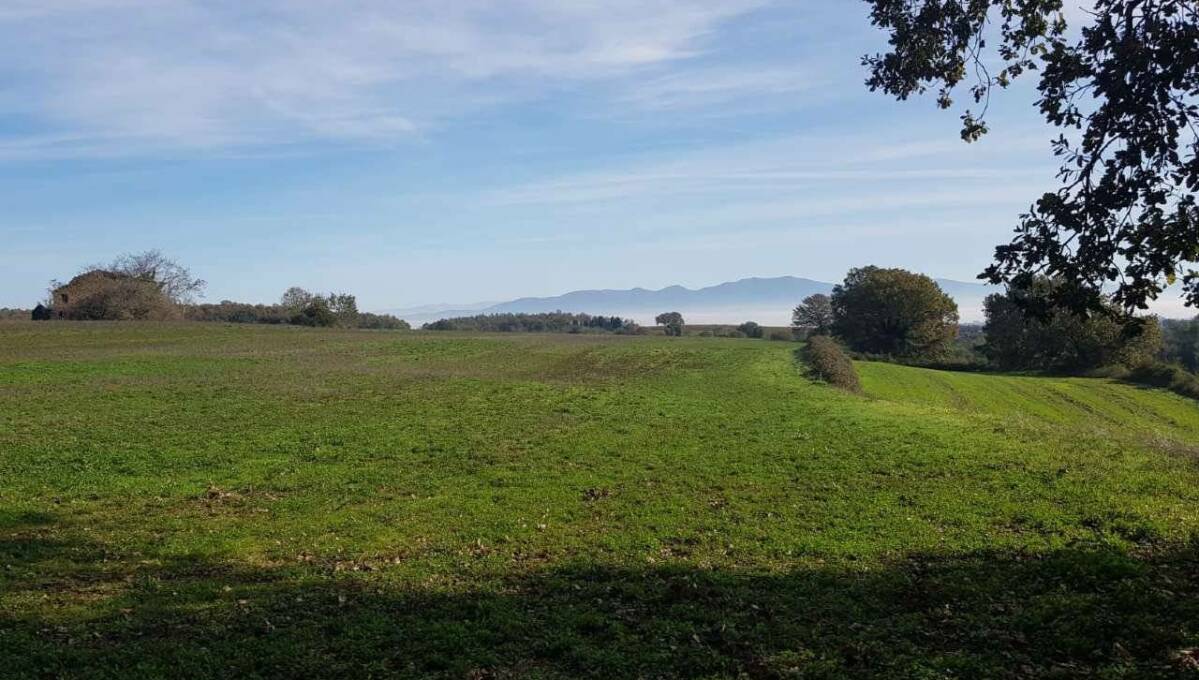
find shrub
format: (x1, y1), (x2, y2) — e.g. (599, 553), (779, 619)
(802, 335), (862, 393)
(768, 330), (791, 341)
(1124, 362), (1199, 401)
(737, 321), (764, 338)
(70, 277), (178, 321)
(356, 313), (411, 330)
(1161, 317), (1199, 371)
(50, 270), (177, 321)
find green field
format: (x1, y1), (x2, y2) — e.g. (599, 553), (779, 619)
(2, 322), (1198, 678)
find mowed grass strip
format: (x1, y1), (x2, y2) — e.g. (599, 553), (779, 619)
(2, 322), (1198, 678)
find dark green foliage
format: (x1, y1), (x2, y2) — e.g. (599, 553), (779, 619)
(792, 293), (833, 338)
(768, 330), (792, 341)
(1161, 317), (1199, 372)
(982, 279), (1163, 372)
(280, 289), (359, 328)
(830, 266), (959, 359)
(187, 301), (293, 325)
(696, 325), (754, 338)
(1119, 362), (1199, 401)
(355, 313), (411, 330)
(736, 321), (763, 338)
(425, 311), (640, 334)
(802, 335), (862, 393)
(864, 0), (1199, 312)
(655, 312), (685, 337)
(292, 299), (337, 328)
(187, 298), (408, 330)
(29, 305), (51, 321)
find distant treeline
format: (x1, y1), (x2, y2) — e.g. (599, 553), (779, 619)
(424, 311), (643, 334)
(185, 297), (409, 330)
(23, 251), (406, 331)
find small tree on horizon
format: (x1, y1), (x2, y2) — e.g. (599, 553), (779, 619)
(792, 293), (833, 339)
(326, 292), (359, 327)
(280, 287), (314, 311)
(737, 321), (763, 338)
(655, 312), (685, 337)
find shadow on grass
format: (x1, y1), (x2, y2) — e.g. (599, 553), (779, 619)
(3, 515), (1198, 678)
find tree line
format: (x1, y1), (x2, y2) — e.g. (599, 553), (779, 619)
(790, 265), (1199, 399)
(186, 288), (408, 330)
(425, 312), (642, 334)
(27, 251), (409, 330)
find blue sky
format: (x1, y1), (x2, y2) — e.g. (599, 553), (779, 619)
(1, 1), (1083, 311)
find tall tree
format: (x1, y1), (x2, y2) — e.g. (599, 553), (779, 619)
(830, 266), (959, 358)
(792, 293), (834, 337)
(864, 0), (1199, 312)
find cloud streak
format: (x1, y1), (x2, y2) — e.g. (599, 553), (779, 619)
(485, 131), (1054, 206)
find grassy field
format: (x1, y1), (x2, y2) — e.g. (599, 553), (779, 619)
(2, 322), (1198, 678)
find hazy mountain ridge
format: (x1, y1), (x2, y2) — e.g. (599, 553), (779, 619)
(382, 276), (1000, 326)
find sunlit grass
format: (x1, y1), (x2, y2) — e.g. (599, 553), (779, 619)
(2, 322), (1197, 678)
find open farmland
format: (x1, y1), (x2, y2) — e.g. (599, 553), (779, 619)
(2, 322), (1198, 678)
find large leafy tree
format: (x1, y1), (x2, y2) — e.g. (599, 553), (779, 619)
(830, 266), (960, 358)
(982, 277), (1163, 371)
(863, 0), (1199, 312)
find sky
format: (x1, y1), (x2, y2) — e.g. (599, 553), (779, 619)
(0, 0), (1096, 311)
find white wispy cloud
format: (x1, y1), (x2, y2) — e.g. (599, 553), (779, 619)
(619, 65), (818, 111)
(485, 131), (1053, 206)
(0, 0), (769, 156)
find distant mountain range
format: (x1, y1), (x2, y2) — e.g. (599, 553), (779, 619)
(379, 276), (1001, 326)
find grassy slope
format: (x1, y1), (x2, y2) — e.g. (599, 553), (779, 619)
(1, 322), (1198, 678)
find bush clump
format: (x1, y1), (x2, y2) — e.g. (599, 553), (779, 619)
(802, 335), (862, 393)
(737, 321), (764, 338)
(1123, 362), (1199, 401)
